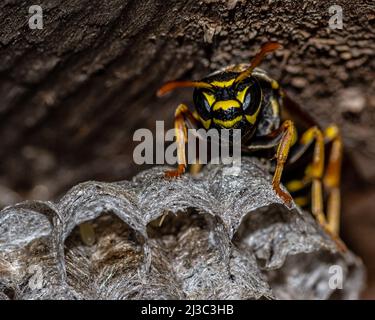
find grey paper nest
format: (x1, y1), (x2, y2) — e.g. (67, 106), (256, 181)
(0, 158), (365, 300)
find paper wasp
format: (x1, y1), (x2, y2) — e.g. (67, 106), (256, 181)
(157, 42), (344, 249)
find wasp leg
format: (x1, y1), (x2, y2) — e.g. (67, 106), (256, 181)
(165, 104), (199, 178)
(189, 163), (203, 175)
(272, 120), (297, 205)
(188, 111), (204, 176)
(283, 126), (326, 224)
(286, 125), (347, 251)
(298, 127), (327, 226)
(323, 125), (343, 236)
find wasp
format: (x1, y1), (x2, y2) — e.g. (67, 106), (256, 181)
(157, 42), (345, 249)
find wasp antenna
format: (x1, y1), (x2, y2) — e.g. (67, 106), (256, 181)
(157, 81), (213, 97)
(235, 42), (282, 83)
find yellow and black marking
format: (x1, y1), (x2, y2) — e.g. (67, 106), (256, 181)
(191, 71), (264, 133)
(157, 42), (346, 251)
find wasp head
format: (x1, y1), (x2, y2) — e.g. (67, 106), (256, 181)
(192, 73), (262, 133)
(157, 42), (281, 137)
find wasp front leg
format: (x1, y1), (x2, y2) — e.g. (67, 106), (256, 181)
(271, 120), (297, 205)
(165, 104), (199, 178)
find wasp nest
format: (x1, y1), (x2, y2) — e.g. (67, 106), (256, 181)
(0, 159), (365, 300)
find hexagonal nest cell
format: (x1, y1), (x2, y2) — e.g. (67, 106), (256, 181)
(0, 159), (365, 299)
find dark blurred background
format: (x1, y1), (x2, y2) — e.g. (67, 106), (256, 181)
(0, 0), (374, 298)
